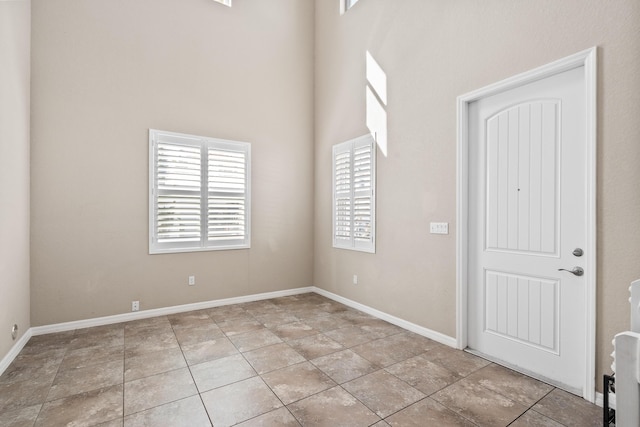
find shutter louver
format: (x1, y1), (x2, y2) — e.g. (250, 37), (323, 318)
(208, 149), (247, 242)
(156, 143), (202, 244)
(332, 135), (375, 252)
(334, 150), (352, 242)
(353, 144), (372, 243)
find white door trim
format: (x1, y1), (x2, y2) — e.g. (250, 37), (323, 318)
(456, 47), (597, 402)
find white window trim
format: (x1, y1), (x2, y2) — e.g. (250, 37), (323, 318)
(149, 129), (251, 254)
(332, 134), (376, 253)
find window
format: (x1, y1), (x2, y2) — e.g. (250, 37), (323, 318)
(213, 0), (232, 7)
(333, 134), (376, 253)
(341, 0), (360, 14)
(149, 129), (250, 254)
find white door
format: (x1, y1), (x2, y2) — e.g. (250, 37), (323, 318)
(467, 65), (588, 393)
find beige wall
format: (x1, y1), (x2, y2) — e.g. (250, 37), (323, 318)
(0, 0), (31, 358)
(30, 0), (315, 325)
(24, 0), (640, 395)
(314, 0), (640, 392)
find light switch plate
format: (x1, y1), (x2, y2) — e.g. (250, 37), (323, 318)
(430, 222), (449, 235)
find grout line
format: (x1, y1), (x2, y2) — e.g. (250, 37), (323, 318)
(172, 313), (215, 427)
(2, 294), (595, 426)
(504, 387), (563, 426)
(219, 303), (296, 424)
(40, 332), (76, 418)
(120, 316), (198, 421)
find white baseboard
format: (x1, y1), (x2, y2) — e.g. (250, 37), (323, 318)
(31, 287), (315, 336)
(0, 287), (313, 377)
(3, 284), (603, 406)
(0, 329), (33, 377)
(3, 285), (458, 378)
(1, 284), (606, 409)
(313, 287), (458, 348)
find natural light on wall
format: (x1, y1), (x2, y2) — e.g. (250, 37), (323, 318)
(341, 0), (360, 14)
(213, 0), (232, 7)
(366, 51), (388, 157)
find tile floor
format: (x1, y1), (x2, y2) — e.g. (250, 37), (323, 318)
(0, 293), (602, 426)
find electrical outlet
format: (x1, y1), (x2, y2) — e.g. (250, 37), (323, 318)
(188, 276), (195, 286)
(353, 274), (358, 285)
(11, 324), (18, 340)
(132, 301), (140, 312)
(430, 222), (449, 235)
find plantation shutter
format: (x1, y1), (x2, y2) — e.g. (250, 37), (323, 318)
(352, 137), (374, 250)
(207, 144), (249, 245)
(332, 134), (376, 253)
(333, 143), (352, 247)
(150, 130), (250, 254)
(154, 137), (202, 249)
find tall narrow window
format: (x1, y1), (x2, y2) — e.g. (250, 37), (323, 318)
(149, 129), (250, 254)
(333, 134), (376, 253)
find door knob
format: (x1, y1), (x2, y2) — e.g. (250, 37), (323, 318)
(572, 248), (584, 257)
(558, 267), (584, 277)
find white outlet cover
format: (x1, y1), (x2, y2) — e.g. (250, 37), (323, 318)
(188, 276), (195, 286)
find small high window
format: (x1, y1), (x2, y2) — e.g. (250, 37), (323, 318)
(149, 129), (250, 254)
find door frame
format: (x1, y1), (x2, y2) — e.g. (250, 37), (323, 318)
(455, 47), (597, 401)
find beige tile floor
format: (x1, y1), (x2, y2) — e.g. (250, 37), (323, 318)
(0, 293), (602, 426)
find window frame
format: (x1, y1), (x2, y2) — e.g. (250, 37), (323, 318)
(149, 129), (251, 255)
(332, 134), (376, 253)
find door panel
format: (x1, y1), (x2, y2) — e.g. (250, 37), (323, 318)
(485, 101), (560, 255)
(468, 66), (586, 393)
(485, 270), (559, 353)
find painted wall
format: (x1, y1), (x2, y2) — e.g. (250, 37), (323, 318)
(31, 0), (315, 325)
(25, 0), (640, 395)
(0, 0), (31, 358)
(313, 0), (640, 391)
